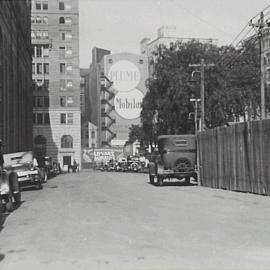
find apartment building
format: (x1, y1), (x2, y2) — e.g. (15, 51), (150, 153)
(31, 0), (81, 169)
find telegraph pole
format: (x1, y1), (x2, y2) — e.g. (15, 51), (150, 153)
(250, 11), (266, 119)
(189, 59), (214, 131)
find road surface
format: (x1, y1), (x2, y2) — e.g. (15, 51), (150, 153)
(1, 170), (270, 269)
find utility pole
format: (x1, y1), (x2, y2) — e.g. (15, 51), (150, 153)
(250, 12), (267, 119)
(189, 59), (214, 131)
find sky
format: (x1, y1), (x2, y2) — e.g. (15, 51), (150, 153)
(79, 0), (270, 68)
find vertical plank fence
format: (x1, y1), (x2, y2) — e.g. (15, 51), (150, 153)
(197, 119), (270, 195)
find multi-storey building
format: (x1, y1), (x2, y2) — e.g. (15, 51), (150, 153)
(141, 25), (218, 57)
(80, 68), (89, 121)
(0, 0), (33, 153)
(31, 0), (81, 169)
(89, 47), (111, 146)
(90, 52), (149, 148)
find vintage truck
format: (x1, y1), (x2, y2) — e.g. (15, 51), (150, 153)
(148, 135), (197, 186)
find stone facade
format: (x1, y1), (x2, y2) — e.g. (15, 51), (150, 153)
(31, 0), (81, 170)
(0, 0), (33, 153)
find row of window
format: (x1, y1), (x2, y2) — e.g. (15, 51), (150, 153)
(31, 31), (72, 42)
(32, 45), (49, 58)
(32, 79), (75, 92)
(34, 134), (73, 149)
(33, 95), (74, 107)
(33, 113), (50, 125)
(33, 113), (74, 125)
(33, 79), (49, 91)
(34, 1), (71, 11)
(31, 44), (73, 59)
(31, 31), (48, 40)
(32, 63), (49, 75)
(33, 96), (49, 108)
(32, 63), (73, 75)
(31, 16), (73, 26)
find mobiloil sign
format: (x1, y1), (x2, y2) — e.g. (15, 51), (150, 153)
(104, 54), (148, 144)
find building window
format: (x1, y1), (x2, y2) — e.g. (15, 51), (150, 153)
(43, 16), (48, 24)
(36, 1), (41, 10)
(65, 17), (72, 25)
(37, 113), (43, 124)
(59, 1), (65, 10)
(61, 135), (73, 148)
(60, 79), (66, 91)
(36, 16), (42, 24)
(65, 47), (72, 57)
(44, 63), (49, 74)
(67, 80), (73, 89)
(37, 96), (43, 107)
(60, 96), (66, 107)
(61, 32), (66, 41)
(67, 113), (73, 124)
(60, 113), (66, 124)
(66, 63), (72, 73)
(44, 96), (49, 107)
(37, 80), (43, 91)
(67, 96), (73, 106)
(43, 45), (49, 57)
(43, 1), (48, 10)
(44, 80), (49, 90)
(91, 131), (95, 139)
(44, 113), (50, 124)
(65, 31), (72, 40)
(59, 17), (65, 24)
(59, 46), (65, 58)
(36, 45), (42, 57)
(60, 113), (73, 124)
(37, 63), (43, 74)
(60, 63), (66, 74)
(31, 16), (35, 23)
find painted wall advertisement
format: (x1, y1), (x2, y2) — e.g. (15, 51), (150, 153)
(82, 148), (123, 164)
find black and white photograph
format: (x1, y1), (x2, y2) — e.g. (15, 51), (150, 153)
(1, 0), (270, 269)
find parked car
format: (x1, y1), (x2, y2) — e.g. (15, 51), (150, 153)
(148, 135), (197, 186)
(4, 152), (43, 190)
(0, 169), (21, 212)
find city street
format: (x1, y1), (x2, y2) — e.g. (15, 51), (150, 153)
(0, 171), (270, 269)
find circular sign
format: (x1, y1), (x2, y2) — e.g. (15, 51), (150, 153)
(108, 60), (141, 92)
(114, 89), (144, 120)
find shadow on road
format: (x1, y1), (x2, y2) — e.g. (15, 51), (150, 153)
(148, 181), (197, 187)
(0, 201), (24, 233)
(0, 253), (5, 262)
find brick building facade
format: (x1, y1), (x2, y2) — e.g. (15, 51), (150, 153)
(31, 0), (81, 169)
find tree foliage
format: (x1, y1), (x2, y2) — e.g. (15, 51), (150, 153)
(137, 40), (260, 147)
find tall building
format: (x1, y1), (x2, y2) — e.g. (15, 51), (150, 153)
(80, 68), (89, 120)
(31, 0), (81, 169)
(89, 47), (111, 146)
(91, 52), (149, 147)
(0, 0), (33, 153)
(141, 26), (218, 57)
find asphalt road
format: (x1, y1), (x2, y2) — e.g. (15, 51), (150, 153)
(1, 170), (270, 270)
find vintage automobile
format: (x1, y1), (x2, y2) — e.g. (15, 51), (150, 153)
(4, 152), (43, 190)
(0, 168), (21, 212)
(148, 135), (197, 186)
